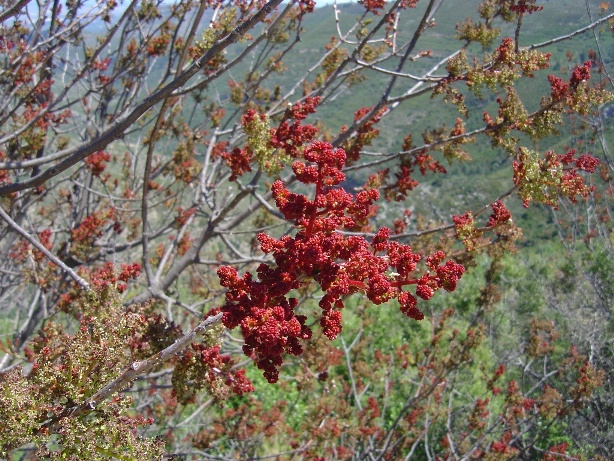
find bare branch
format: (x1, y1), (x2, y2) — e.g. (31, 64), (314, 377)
(0, 0), (284, 197)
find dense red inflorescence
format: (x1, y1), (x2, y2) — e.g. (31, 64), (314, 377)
(217, 135), (465, 382)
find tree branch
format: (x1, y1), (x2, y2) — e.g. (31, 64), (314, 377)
(0, 205), (90, 290)
(0, 0), (283, 197)
(54, 312), (223, 424)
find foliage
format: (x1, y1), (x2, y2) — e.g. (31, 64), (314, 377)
(0, 0), (613, 458)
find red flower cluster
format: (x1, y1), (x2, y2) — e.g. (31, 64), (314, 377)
(453, 212), (476, 239)
(221, 98), (321, 181)
(486, 200), (512, 227)
(297, 0), (315, 13)
(490, 433), (517, 455)
(344, 106), (387, 163)
(174, 207), (197, 228)
(509, 0), (543, 14)
(400, 1), (419, 9)
(558, 148), (599, 173)
(118, 262), (142, 283)
(487, 364), (506, 396)
(270, 96), (320, 157)
(391, 152), (446, 201)
(547, 74), (569, 100)
(570, 60), (591, 88)
(218, 138), (465, 382)
(222, 147), (252, 181)
(71, 209), (115, 243)
(58, 262), (142, 313)
(87, 261), (141, 293)
(548, 61), (593, 100)
(201, 345), (253, 395)
(85, 151), (111, 177)
(495, 38), (515, 64)
(217, 266), (312, 382)
(468, 398), (490, 430)
(542, 443), (570, 461)
(359, 0), (387, 14)
(364, 150), (446, 202)
(92, 57), (111, 71)
(146, 33), (170, 57)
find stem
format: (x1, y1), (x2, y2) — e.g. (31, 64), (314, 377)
(43, 312), (223, 430)
(305, 164), (323, 237)
(0, 205), (90, 290)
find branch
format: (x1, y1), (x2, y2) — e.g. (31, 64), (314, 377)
(527, 11), (614, 50)
(0, 0), (283, 197)
(341, 331), (364, 412)
(55, 312), (223, 423)
(0, 0), (32, 23)
(0, 205), (90, 290)
(129, 179), (256, 305)
(331, 0), (445, 149)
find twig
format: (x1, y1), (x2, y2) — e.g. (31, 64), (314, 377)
(0, 0), (32, 23)
(0, 205), (90, 290)
(50, 312), (224, 426)
(0, 0), (284, 197)
(527, 11), (614, 50)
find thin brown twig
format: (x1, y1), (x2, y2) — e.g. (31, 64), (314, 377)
(0, 205), (90, 290)
(0, 0), (284, 197)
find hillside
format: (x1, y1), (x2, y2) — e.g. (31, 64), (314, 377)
(285, 0), (614, 242)
(80, 0), (613, 242)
